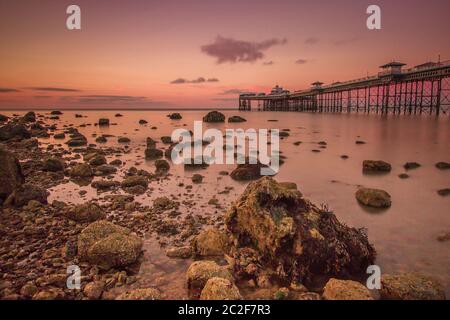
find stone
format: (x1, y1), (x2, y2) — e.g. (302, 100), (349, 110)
(66, 203), (105, 222)
(191, 174), (203, 184)
(83, 281), (105, 299)
(192, 228), (230, 257)
(168, 113), (182, 120)
(363, 160), (392, 173)
(203, 111), (225, 123)
(146, 137), (157, 148)
(145, 147), (163, 160)
(226, 177), (376, 284)
(89, 155), (107, 166)
(436, 232), (450, 242)
(435, 162), (450, 170)
(95, 136), (107, 143)
(437, 188), (450, 197)
(186, 261), (232, 296)
(77, 220), (143, 269)
(121, 176), (148, 189)
(116, 288), (162, 300)
(230, 163), (267, 181)
(22, 111), (36, 122)
(404, 162), (421, 170)
(70, 163), (94, 177)
(0, 123), (31, 141)
(32, 288), (65, 300)
(166, 246), (192, 259)
(0, 148), (24, 201)
(380, 273), (445, 300)
(98, 118), (110, 126)
(200, 277), (242, 300)
(6, 184), (48, 207)
(91, 180), (120, 191)
(66, 135), (87, 147)
(0, 114), (8, 122)
(43, 157), (65, 172)
(322, 278), (373, 300)
(228, 116), (247, 123)
(155, 159), (170, 172)
(54, 133), (66, 139)
(139, 119), (148, 124)
(161, 136), (172, 144)
(355, 188), (391, 208)
(20, 283), (38, 298)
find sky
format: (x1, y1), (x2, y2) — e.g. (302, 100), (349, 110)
(0, 0), (449, 109)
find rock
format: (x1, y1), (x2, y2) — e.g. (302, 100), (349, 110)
(22, 111), (36, 122)
(279, 182), (297, 190)
(32, 288), (65, 300)
(168, 113), (182, 120)
(95, 165), (117, 176)
(51, 110), (63, 115)
(20, 282), (38, 298)
(437, 188), (450, 197)
(145, 148), (163, 160)
(0, 123), (31, 141)
(0, 148), (24, 201)
(436, 232), (450, 242)
(83, 281), (105, 299)
(118, 136), (130, 143)
(186, 261), (232, 296)
(6, 184), (48, 207)
(89, 154), (107, 166)
(43, 157), (65, 172)
(66, 135), (87, 147)
(116, 288), (162, 300)
(70, 163), (94, 177)
(161, 136), (172, 144)
(95, 136), (107, 143)
(66, 203), (105, 222)
(228, 116), (247, 123)
(322, 278), (373, 300)
(380, 273), (445, 300)
(435, 162), (450, 170)
(155, 159), (170, 172)
(355, 140), (366, 145)
(230, 163), (267, 181)
(146, 137), (157, 148)
(192, 229), (230, 257)
(153, 197), (177, 211)
(363, 160), (392, 173)
(404, 162), (421, 170)
(166, 246), (192, 259)
(53, 133), (66, 139)
(115, 113), (123, 117)
(200, 277), (242, 300)
(77, 220), (143, 269)
(355, 188), (391, 208)
(203, 111), (225, 123)
(121, 176), (148, 189)
(139, 119), (148, 124)
(226, 177), (376, 284)
(398, 173), (409, 179)
(92, 180), (119, 191)
(191, 174), (203, 184)
(98, 118), (110, 126)
(0, 114), (8, 122)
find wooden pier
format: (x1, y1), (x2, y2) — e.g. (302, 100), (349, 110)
(239, 61), (450, 115)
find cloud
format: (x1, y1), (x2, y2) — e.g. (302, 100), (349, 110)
(201, 35), (287, 64)
(0, 87), (20, 93)
(219, 89), (248, 95)
(170, 77), (219, 84)
(27, 87), (81, 92)
(305, 37), (319, 45)
(76, 95), (148, 104)
(58, 95), (171, 108)
(263, 61), (274, 66)
(295, 59), (308, 65)
(333, 37), (359, 46)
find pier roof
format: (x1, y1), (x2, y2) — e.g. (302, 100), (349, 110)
(380, 61), (406, 68)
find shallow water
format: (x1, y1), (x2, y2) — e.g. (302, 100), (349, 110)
(4, 109), (450, 297)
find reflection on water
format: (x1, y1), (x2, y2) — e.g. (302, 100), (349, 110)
(4, 109), (449, 297)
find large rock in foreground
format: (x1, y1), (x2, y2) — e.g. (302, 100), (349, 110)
(77, 220), (143, 270)
(355, 188), (391, 208)
(186, 260), (232, 297)
(226, 177), (376, 285)
(5, 183), (49, 207)
(200, 277), (242, 300)
(0, 148), (24, 201)
(192, 228), (230, 257)
(66, 203), (105, 222)
(322, 278), (373, 300)
(0, 123), (31, 141)
(380, 273), (445, 300)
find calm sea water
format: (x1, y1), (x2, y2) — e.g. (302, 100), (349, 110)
(4, 110), (450, 298)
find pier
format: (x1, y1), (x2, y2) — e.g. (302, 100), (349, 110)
(239, 60), (450, 115)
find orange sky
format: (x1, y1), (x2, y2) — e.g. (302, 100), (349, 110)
(0, 0), (449, 109)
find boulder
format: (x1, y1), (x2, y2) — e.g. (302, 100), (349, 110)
(322, 278), (373, 300)
(89, 154), (107, 166)
(0, 123), (31, 141)
(168, 113), (182, 120)
(355, 188), (391, 208)
(380, 273), (445, 300)
(118, 137), (130, 143)
(53, 133), (66, 139)
(91, 180), (120, 191)
(192, 228), (230, 257)
(138, 119), (148, 124)
(225, 177), (376, 284)
(230, 163), (266, 181)
(191, 174), (203, 184)
(43, 157), (65, 172)
(70, 163), (94, 177)
(200, 277), (242, 300)
(437, 188), (450, 197)
(146, 137), (157, 149)
(435, 162), (450, 170)
(0, 114), (8, 122)
(145, 148), (163, 160)
(22, 111), (36, 122)
(116, 288), (162, 300)
(77, 220), (143, 269)
(98, 118), (110, 126)
(6, 183), (49, 207)
(186, 261), (232, 296)
(66, 135), (87, 147)
(404, 162), (421, 170)
(166, 246), (192, 259)
(155, 159), (170, 172)
(0, 148), (24, 201)
(121, 176), (148, 189)
(66, 203), (106, 222)
(363, 160), (392, 173)
(83, 281), (105, 299)
(203, 111), (225, 123)
(228, 116), (247, 123)
(95, 136), (107, 143)
(161, 136), (172, 144)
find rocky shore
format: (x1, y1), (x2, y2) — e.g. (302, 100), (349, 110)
(0, 111), (447, 300)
